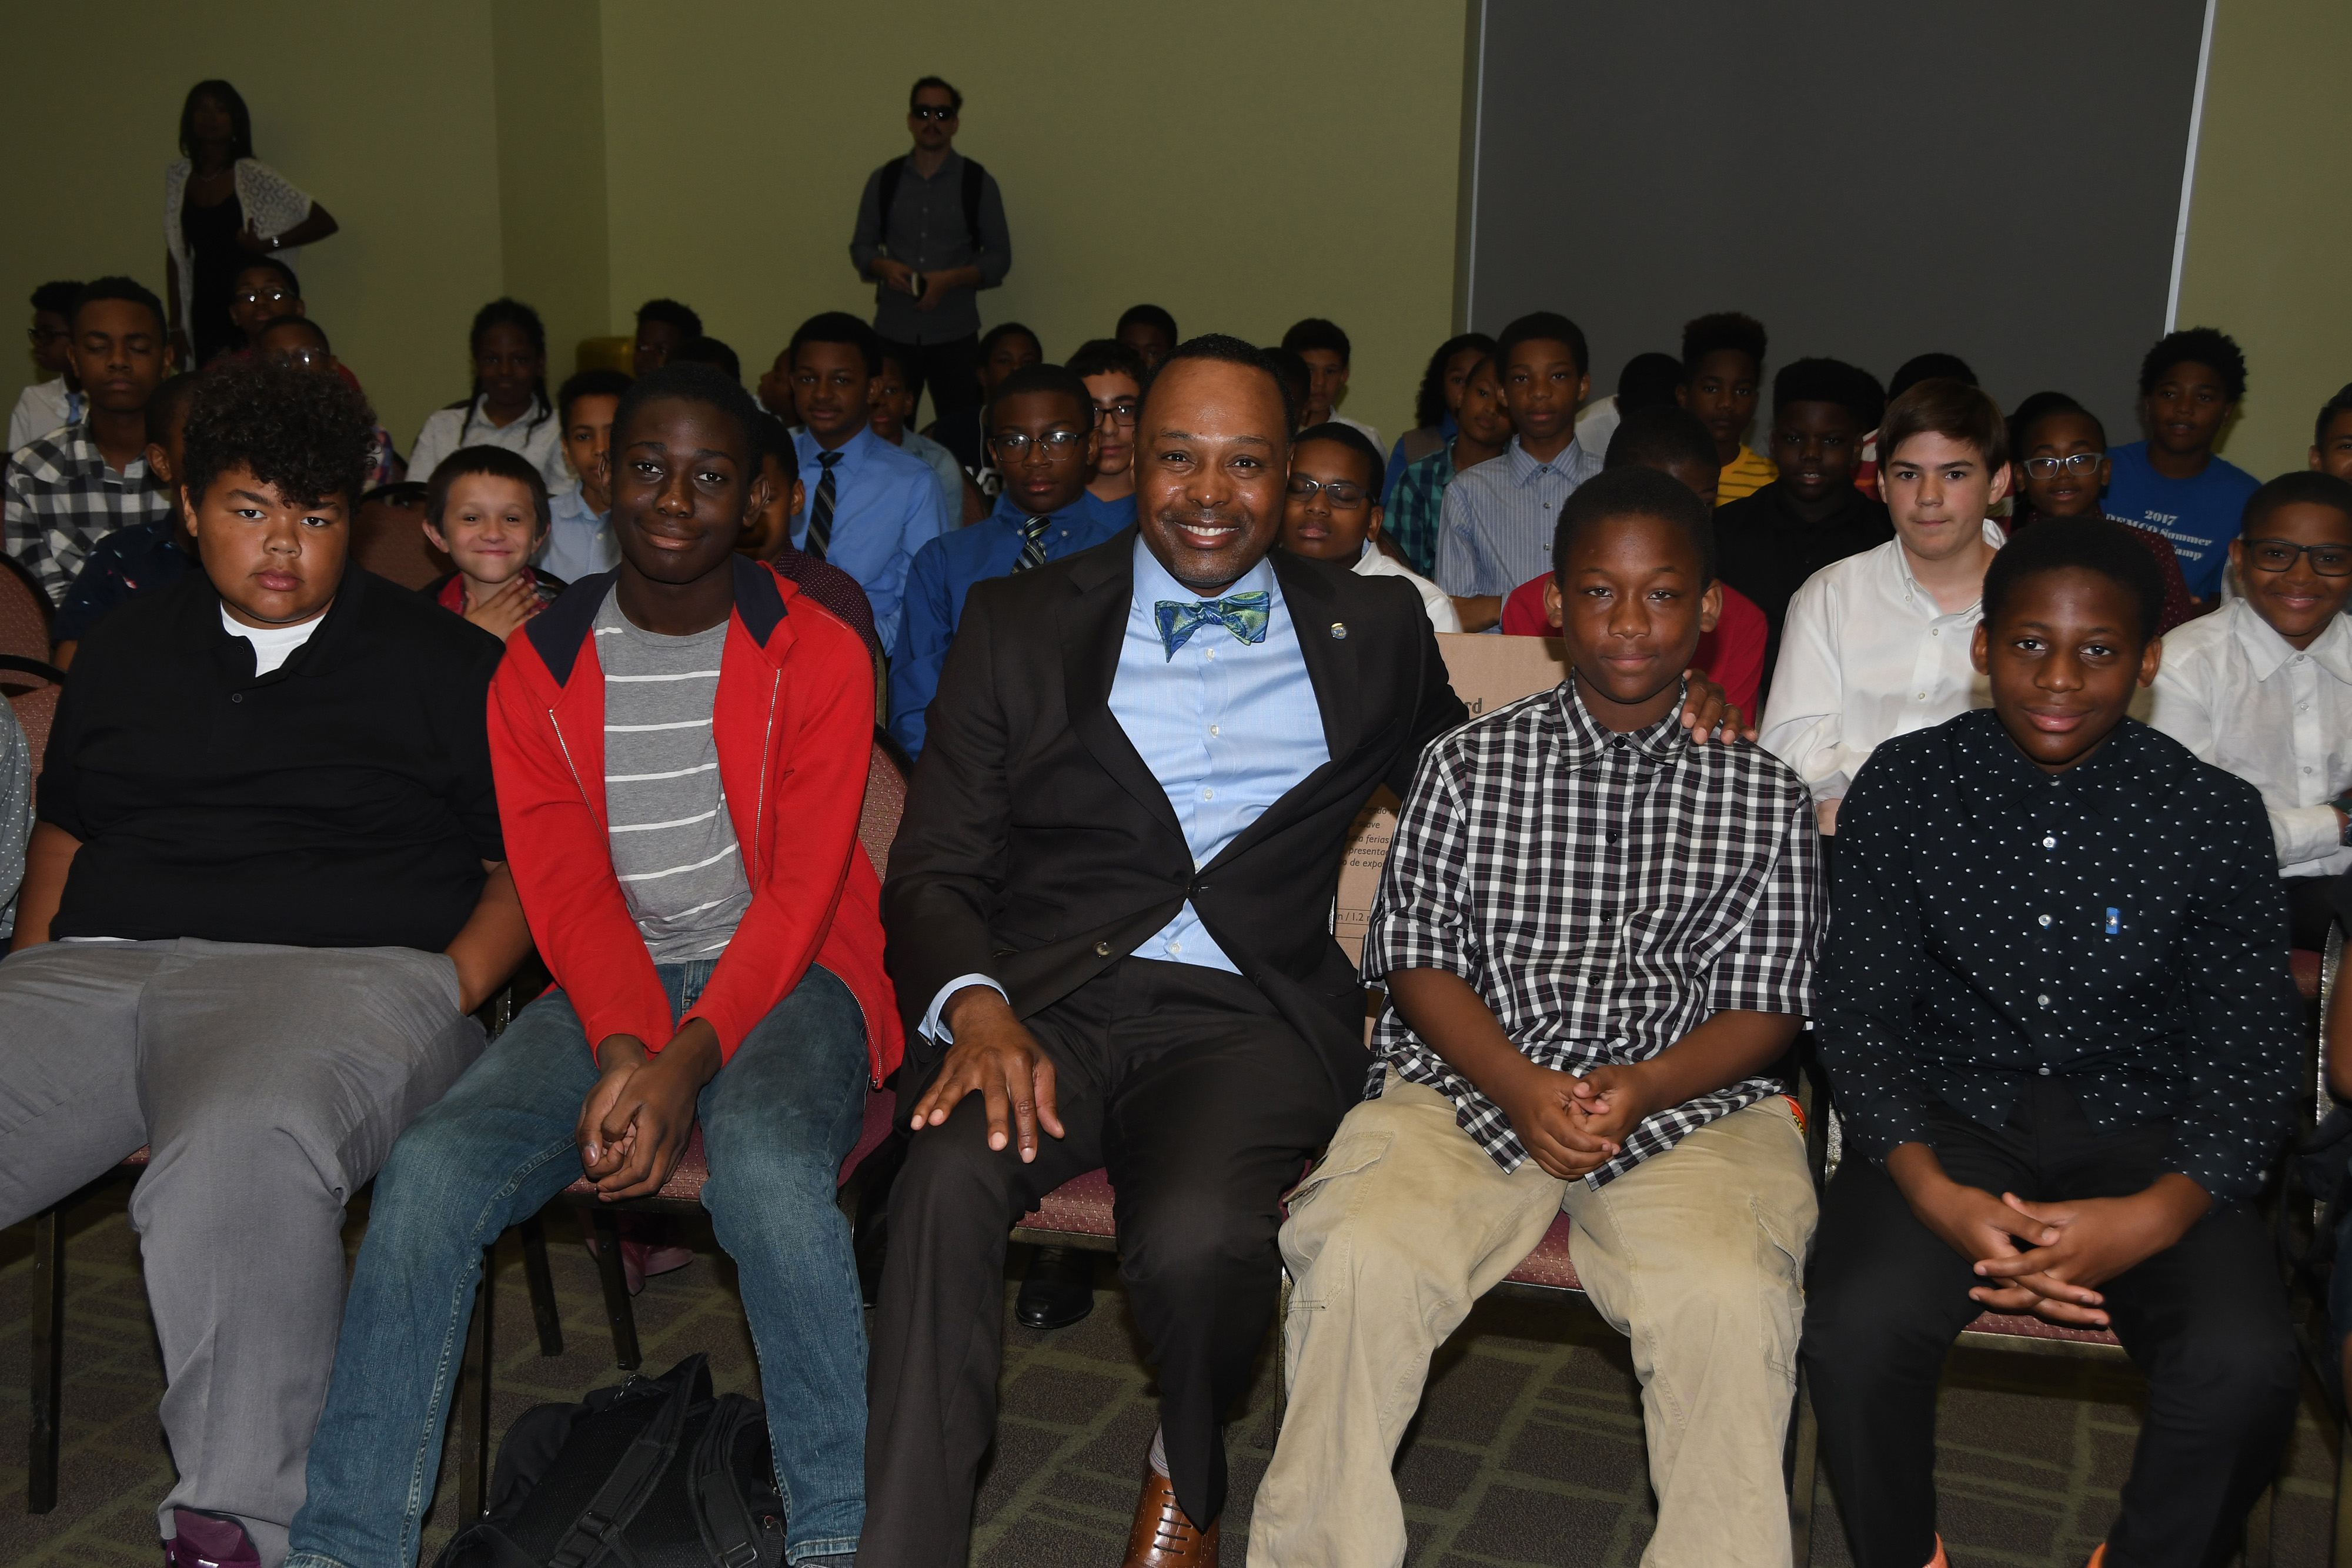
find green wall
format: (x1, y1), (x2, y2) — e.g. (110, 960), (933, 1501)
(2174, 0), (2352, 479)
(0, 0), (507, 454)
(593, 0), (1467, 442)
(2, 0), (2341, 474)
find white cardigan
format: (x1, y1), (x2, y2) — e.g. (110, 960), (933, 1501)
(163, 157), (315, 333)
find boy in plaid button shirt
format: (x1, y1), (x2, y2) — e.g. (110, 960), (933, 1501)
(1251, 466), (1826, 1568)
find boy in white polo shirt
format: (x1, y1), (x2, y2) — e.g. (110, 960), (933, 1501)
(1759, 379), (2010, 833)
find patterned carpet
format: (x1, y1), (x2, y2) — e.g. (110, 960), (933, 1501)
(0, 1185), (2341, 1567)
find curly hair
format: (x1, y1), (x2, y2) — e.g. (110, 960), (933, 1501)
(1680, 311), (1767, 377)
(2139, 326), (2247, 404)
(180, 359), (377, 513)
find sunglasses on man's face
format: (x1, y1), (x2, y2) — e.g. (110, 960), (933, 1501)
(910, 105), (957, 122)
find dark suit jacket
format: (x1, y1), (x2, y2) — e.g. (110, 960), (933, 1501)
(883, 530), (1470, 1114)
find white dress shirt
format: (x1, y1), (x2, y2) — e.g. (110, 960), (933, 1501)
(8, 378), (80, 455)
(407, 396), (576, 501)
(1758, 520), (2005, 802)
(2146, 598), (2352, 877)
(1355, 540), (1462, 632)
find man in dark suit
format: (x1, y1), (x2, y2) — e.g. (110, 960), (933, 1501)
(863, 336), (1726, 1566)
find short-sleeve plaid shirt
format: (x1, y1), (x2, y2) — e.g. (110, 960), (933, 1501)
(1362, 679), (1825, 1182)
(5, 422), (171, 606)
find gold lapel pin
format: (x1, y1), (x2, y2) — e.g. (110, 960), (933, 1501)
(1329, 622), (1348, 640)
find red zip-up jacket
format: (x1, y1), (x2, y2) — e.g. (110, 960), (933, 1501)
(487, 557), (902, 1084)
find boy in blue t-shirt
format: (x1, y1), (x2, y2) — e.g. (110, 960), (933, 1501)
(2103, 327), (2258, 605)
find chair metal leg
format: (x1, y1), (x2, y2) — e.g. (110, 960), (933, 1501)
(519, 1213), (564, 1357)
(2334, 1408), (2352, 1568)
(2244, 1479), (2275, 1568)
(27, 1206), (64, 1514)
(1787, 1370), (1820, 1568)
(588, 1208), (642, 1370)
(456, 1244), (496, 1522)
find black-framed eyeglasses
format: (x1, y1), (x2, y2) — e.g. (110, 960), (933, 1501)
(235, 287), (296, 309)
(26, 326), (69, 346)
(2243, 538), (2352, 576)
(989, 430), (1085, 459)
(2022, 453), (2102, 479)
(1287, 475), (1369, 509)
(1094, 400), (1138, 427)
(910, 104), (957, 121)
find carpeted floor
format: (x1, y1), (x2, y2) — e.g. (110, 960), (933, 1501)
(0, 1185), (2340, 1567)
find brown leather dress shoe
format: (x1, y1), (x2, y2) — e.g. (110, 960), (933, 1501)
(1123, 1469), (1219, 1566)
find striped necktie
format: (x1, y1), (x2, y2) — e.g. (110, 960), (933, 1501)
(805, 450), (843, 562)
(1013, 514), (1051, 572)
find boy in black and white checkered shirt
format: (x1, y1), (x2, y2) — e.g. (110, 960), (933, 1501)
(1252, 466), (1826, 1568)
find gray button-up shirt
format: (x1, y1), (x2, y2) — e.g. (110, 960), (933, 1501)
(1434, 434), (1603, 606)
(850, 150), (1012, 345)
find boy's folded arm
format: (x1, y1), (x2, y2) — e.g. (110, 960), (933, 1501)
(2271, 803), (2343, 872)
(1629, 1009), (1803, 1111)
(2162, 808), (2307, 1202)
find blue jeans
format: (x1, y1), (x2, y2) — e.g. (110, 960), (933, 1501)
(286, 962), (870, 1567)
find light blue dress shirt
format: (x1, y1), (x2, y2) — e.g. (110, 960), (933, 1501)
(1108, 538), (1331, 972)
(536, 489), (616, 582)
(918, 537), (1331, 1038)
(1435, 433), (1604, 611)
(789, 423), (953, 650)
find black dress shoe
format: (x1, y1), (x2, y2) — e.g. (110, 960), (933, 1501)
(1015, 1245), (1097, 1329)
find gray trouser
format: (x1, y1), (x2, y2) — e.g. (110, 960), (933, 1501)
(0, 938), (485, 1567)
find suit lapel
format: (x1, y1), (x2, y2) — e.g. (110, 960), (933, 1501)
(1060, 534), (1186, 844)
(1202, 553), (1366, 874)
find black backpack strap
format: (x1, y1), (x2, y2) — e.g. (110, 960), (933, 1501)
(874, 158), (907, 252)
(690, 1396), (769, 1568)
(544, 1357), (709, 1568)
(959, 156), (986, 253)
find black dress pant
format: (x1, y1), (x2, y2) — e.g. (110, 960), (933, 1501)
(2282, 869), (2351, 952)
(1802, 1078), (2298, 1568)
(861, 958), (1341, 1566)
(878, 332), (980, 427)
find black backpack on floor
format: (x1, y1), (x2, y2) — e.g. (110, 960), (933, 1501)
(435, 1353), (784, 1567)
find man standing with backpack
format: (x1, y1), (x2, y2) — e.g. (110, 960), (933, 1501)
(850, 77), (1013, 429)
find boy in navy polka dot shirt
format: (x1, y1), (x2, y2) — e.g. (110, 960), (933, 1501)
(1802, 519), (2302, 1568)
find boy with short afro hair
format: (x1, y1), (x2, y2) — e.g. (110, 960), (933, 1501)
(2149, 470), (2352, 950)
(1436, 310), (1602, 629)
(1715, 357), (1893, 703)
(632, 296), (701, 375)
(2, 359), (529, 1568)
(1280, 316), (1381, 454)
(1760, 377), (2010, 833)
(2104, 326), (2259, 602)
(543, 367), (629, 581)
(2311, 383), (2352, 482)
(1254, 464), (1823, 1567)
(1806, 517), (2301, 1568)
(1677, 311), (1776, 504)
(8, 279), (83, 452)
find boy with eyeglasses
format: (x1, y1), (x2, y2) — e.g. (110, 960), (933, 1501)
(2149, 470), (2352, 950)
(888, 363), (1118, 757)
(2006, 393), (2193, 634)
(1071, 337), (1146, 531)
(1279, 422), (1460, 632)
(11, 280), (84, 453)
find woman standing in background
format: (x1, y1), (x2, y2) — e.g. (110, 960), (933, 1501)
(163, 80), (339, 369)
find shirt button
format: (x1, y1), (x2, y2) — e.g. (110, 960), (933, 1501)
(1210, 724), (1220, 737)
(1916, 692), (1927, 701)
(1205, 648), (1216, 660)
(1931, 628), (1940, 637)
(2038, 1066), (2052, 1076)
(1202, 788), (1215, 800)
(1094, 940), (1112, 957)
(1168, 941), (1182, 955)
(2037, 994), (2051, 1007)
(230, 693), (243, 703)
(2038, 914), (2052, 927)
(2042, 835), (2057, 848)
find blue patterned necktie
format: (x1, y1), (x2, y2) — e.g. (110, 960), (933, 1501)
(1013, 514), (1051, 572)
(1154, 592), (1271, 660)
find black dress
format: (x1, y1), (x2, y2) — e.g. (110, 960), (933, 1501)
(181, 185), (245, 367)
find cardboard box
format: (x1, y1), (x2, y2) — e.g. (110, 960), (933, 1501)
(1333, 634), (1571, 966)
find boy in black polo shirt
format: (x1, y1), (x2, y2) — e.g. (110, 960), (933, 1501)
(1805, 519), (2302, 1568)
(0, 360), (529, 1568)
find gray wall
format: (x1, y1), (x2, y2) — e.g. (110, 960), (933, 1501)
(1464, 0), (2209, 444)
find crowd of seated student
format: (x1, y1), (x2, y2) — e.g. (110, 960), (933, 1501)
(6, 247), (2352, 1568)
